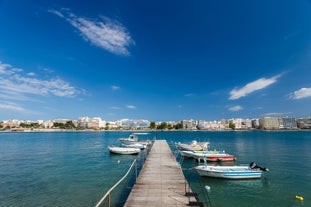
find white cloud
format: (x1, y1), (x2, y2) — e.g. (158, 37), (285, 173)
(229, 105), (243, 112)
(229, 74), (282, 100)
(48, 9), (64, 18)
(290, 88), (311, 99)
(50, 9), (135, 56)
(126, 105), (136, 109)
(111, 85), (120, 91)
(0, 61), (80, 100)
(0, 62), (11, 73)
(263, 112), (291, 117)
(27, 72), (36, 76)
(184, 93), (194, 97)
(0, 102), (25, 112)
(109, 106), (120, 110)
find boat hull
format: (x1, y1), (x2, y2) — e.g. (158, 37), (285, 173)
(121, 143), (147, 149)
(195, 165), (262, 179)
(108, 147), (140, 155)
(181, 150), (237, 161)
(205, 156), (237, 162)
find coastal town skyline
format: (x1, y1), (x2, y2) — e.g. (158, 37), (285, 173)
(1, 1), (311, 121)
(2, 115), (311, 131)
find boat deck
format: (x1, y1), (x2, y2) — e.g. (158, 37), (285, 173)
(124, 140), (199, 207)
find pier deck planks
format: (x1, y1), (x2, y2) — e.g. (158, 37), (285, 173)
(124, 140), (195, 207)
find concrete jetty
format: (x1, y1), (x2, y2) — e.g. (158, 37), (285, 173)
(124, 140), (201, 207)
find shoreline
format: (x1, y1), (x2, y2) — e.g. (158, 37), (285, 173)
(1, 128), (309, 133)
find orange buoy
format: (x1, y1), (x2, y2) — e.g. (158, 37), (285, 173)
(295, 195), (304, 201)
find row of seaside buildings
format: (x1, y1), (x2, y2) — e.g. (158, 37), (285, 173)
(1, 116), (311, 131)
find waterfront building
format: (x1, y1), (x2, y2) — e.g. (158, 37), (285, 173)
(220, 119), (229, 130)
(197, 120), (205, 129)
(203, 121), (225, 130)
(43, 120), (54, 128)
(230, 118), (244, 130)
(281, 117), (297, 129)
(297, 118), (311, 129)
(106, 121), (118, 129)
(2, 120), (19, 128)
(181, 119), (196, 130)
(135, 119), (150, 129)
(259, 117), (279, 130)
(229, 118), (250, 130)
(88, 117), (106, 129)
(244, 119), (253, 129)
(252, 119), (260, 129)
(36, 120), (44, 125)
(77, 116), (89, 128)
(119, 119), (132, 129)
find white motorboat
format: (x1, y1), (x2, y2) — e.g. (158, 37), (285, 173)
(195, 162), (269, 179)
(121, 143), (147, 149)
(119, 134), (138, 144)
(176, 140), (209, 151)
(108, 146), (141, 155)
(181, 150), (237, 162)
(119, 133), (151, 146)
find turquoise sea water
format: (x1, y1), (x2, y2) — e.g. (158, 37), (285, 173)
(0, 131), (310, 207)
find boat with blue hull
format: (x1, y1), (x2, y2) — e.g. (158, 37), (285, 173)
(195, 162), (269, 179)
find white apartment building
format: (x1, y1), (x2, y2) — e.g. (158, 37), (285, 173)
(42, 120), (54, 128)
(77, 116), (106, 129)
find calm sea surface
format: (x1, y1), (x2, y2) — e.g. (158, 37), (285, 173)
(0, 131), (310, 207)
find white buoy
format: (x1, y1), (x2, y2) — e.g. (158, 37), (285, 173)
(117, 160), (120, 164)
(205, 185), (211, 192)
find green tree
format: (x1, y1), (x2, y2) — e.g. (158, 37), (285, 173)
(174, 123), (183, 130)
(229, 122), (235, 130)
(31, 123), (40, 128)
(104, 122), (110, 130)
(20, 123), (29, 128)
(53, 122), (65, 129)
(167, 123), (173, 130)
(157, 122), (168, 130)
(149, 122), (156, 129)
(65, 121), (75, 129)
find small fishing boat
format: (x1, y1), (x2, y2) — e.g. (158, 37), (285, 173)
(181, 150), (237, 162)
(121, 142), (147, 149)
(119, 134), (138, 144)
(176, 140), (209, 151)
(119, 133), (152, 146)
(108, 146), (141, 155)
(195, 162), (269, 179)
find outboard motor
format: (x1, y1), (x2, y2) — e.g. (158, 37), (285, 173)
(249, 162), (269, 171)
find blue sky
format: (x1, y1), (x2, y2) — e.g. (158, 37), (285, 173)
(0, 0), (311, 121)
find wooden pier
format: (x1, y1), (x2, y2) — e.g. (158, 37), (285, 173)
(124, 140), (201, 207)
